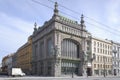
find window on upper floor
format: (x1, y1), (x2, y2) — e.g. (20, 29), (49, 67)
(110, 46), (112, 50)
(98, 56), (99, 62)
(114, 46), (116, 50)
(34, 44), (38, 58)
(98, 64), (99, 68)
(94, 47), (96, 52)
(97, 48), (99, 53)
(47, 38), (52, 56)
(87, 41), (90, 45)
(103, 44), (104, 48)
(105, 45), (107, 49)
(108, 45), (109, 50)
(94, 64), (96, 68)
(61, 39), (79, 58)
(100, 43), (102, 48)
(97, 42), (99, 47)
(100, 49), (102, 53)
(100, 56), (102, 62)
(87, 47), (89, 51)
(103, 50), (104, 54)
(94, 41), (96, 46)
(40, 42), (44, 58)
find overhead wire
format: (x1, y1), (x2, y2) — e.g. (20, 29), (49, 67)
(32, 0), (53, 9)
(85, 21), (120, 36)
(32, 0), (79, 20)
(48, 0), (120, 33)
(31, 0), (120, 37)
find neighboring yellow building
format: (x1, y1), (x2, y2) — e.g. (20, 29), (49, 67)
(16, 35), (32, 75)
(92, 37), (112, 76)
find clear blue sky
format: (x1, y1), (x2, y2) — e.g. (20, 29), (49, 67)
(0, 0), (120, 63)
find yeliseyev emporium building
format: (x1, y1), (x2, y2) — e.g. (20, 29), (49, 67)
(32, 2), (92, 77)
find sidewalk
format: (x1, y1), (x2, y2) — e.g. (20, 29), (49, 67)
(25, 75), (120, 78)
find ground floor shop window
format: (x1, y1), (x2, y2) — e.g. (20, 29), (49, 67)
(61, 61), (79, 75)
(94, 70), (99, 75)
(47, 61), (52, 76)
(108, 70), (112, 75)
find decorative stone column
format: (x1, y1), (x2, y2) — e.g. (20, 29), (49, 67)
(52, 45), (61, 77)
(54, 59), (61, 77)
(80, 37), (88, 76)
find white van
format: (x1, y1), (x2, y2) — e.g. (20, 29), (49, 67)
(11, 68), (25, 77)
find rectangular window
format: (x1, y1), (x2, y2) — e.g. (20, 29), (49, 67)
(101, 49), (102, 53)
(87, 47), (89, 51)
(40, 42), (44, 58)
(97, 42), (99, 47)
(97, 48), (99, 53)
(103, 44), (104, 48)
(34, 44), (38, 59)
(94, 47), (96, 52)
(100, 56), (102, 61)
(101, 64), (102, 69)
(87, 41), (90, 45)
(105, 45), (107, 49)
(47, 38), (52, 56)
(108, 45), (109, 50)
(98, 56), (99, 62)
(95, 55), (97, 61)
(94, 64), (96, 68)
(98, 64), (99, 68)
(105, 50), (107, 54)
(94, 41), (96, 46)
(100, 43), (102, 47)
(47, 61), (52, 76)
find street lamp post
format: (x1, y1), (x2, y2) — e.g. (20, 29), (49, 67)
(90, 53), (96, 76)
(72, 66), (74, 78)
(82, 51), (87, 76)
(0, 63), (2, 72)
(83, 52), (96, 77)
(103, 56), (106, 77)
(91, 53), (96, 61)
(71, 54), (74, 78)
(113, 50), (117, 76)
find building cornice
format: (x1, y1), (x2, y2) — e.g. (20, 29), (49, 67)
(92, 36), (111, 44)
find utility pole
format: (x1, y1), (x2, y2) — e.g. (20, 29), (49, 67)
(113, 50), (117, 76)
(103, 56), (106, 77)
(72, 66), (74, 78)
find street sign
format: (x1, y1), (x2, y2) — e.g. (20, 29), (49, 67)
(87, 62), (92, 67)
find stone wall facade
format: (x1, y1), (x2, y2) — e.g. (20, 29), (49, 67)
(32, 2), (91, 77)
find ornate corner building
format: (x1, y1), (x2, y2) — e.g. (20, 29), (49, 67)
(1, 2), (116, 77)
(32, 2), (92, 77)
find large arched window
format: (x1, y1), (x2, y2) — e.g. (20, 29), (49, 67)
(61, 39), (79, 58)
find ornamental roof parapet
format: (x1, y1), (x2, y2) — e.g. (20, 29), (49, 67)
(59, 15), (78, 25)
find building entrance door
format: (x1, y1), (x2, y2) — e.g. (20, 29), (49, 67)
(114, 69), (116, 76)
(87, 68), (92, 76)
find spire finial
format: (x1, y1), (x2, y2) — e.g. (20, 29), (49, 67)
(34, 22), (37, 31)
(80, 14), (86, 30)
(81, 14), (84, 24)
(34, 22), (37, 28)
(54, 2), (59, 15)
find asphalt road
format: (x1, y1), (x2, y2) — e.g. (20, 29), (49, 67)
(0, 76), (120, 80)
